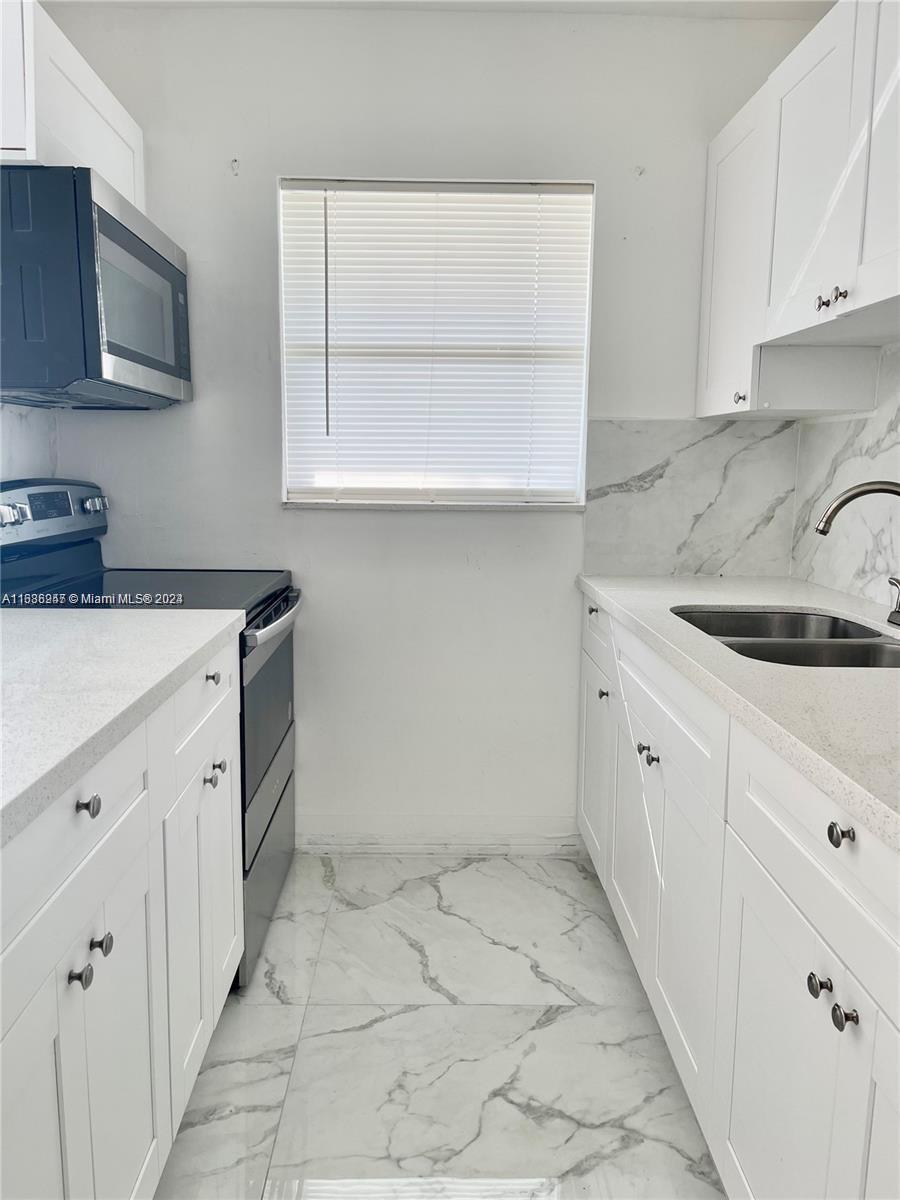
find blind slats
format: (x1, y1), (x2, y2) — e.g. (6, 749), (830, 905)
(279, 183), (593, 504)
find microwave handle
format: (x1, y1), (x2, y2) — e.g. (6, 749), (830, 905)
(244, 589), (302, 650)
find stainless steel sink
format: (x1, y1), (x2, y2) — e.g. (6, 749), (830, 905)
(670, 605), (900, 667)
(726, 641), (900, 668)
(672, 607), (880, 640)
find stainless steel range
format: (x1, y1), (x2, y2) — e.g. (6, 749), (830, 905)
(0, 477), (300, 988)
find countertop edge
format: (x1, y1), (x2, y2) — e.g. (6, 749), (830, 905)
(0, 612), (245, 849)
(577, 576), (900, 853)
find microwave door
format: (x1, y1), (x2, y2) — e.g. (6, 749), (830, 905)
(94, 206), (192, 403)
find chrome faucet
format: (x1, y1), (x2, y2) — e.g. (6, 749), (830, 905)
(814, 480), (900, 627)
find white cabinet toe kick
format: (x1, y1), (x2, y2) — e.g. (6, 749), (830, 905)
(577, 595), (900, 1200)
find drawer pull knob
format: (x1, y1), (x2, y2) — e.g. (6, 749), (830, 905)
(212, 759), (227, 774)
(831, 1003), (859, 1032)
(598, 689), (609, 700)
(68, 963), (94, 990)
(815, 294), (831, 311)
(75, 793), (102, 820)
(90, 932), (114, 958)
(831, 285), (848, 304)
(807, 972), (833, 999)
(733, 391), (746, 405)
(827, 821), (855, 849)
(636, 742), (660, 766)
(203, 772), (219, 789)
(587, 605), (599, 615)
(205, 670), (221, 685)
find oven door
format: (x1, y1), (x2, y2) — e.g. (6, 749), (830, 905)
(241, 588), (302, 807)
(88, 175), (191, 403)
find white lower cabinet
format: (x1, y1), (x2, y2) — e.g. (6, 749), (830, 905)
(0, 972), (91, 1200)
(607, 708), (652, 973)
(713, 828), (844, 1200)
(576, 651), (617, 889)
(0, 638), (242, 1200)
(576, 597), (900, 1200)
(646, 756), (724, 1126)
(164, 697), (242, 1128)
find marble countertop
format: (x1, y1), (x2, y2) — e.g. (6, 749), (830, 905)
(577, 575), (900, 851)
(1, 608), (245, 848)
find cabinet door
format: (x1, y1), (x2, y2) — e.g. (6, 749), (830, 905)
(696, 90), (776, 416)
(713, 829), (844, 1200)
(607, 709), (651, 977)
(853, 0), (900, 310)
(203, 715), (243, 1019)
(163, 765), (213, 1128)
(576, 652), (616, 888)
(83, 837), (170, 1200)
(766, 0), (865, 338)
(0, 971), (92, 1200)
(0, 0), (33, 154)
(646, 757), (725, 1127)
(827, 976), (900, 1200)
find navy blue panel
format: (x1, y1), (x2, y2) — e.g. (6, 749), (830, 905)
(1, 167), (86, 388)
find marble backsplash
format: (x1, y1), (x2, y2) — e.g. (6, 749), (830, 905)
(791, 348), (900, 607)
(583, 417), (799, 577)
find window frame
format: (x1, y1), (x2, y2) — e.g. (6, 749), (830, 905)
(277, 177), (595, 510)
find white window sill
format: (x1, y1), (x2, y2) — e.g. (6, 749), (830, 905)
(281, 499), (585, 513)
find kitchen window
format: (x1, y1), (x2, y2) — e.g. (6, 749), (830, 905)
(278, 180), (594, 506)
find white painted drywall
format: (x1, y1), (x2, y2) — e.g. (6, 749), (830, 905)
(48, 3), (812, 849)
(1, 407), (57, 480)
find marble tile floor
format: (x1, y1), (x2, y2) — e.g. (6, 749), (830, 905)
(155, 854), (723, 1200)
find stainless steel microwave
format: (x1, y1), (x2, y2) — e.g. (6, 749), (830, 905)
(0, 166), (191, 409)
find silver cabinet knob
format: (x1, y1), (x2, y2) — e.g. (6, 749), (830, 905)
(90, 932), (114, 958)
(807, 972), (833, 999)
(205, 670), (221, 685)
(68, 963), (94, 990)
(212, 759), (227, 774)
(831, 1003), (859, 1032)
(815, 294), (831, 311)
(203, 771), (219, 788)
(827, 821), (855, 849)
(587, 605), (598, 615)
(831, 286), (848, 304)
(597, 689), (609, 700)
(75, 793), (102, 819)
(733, 392), (746, 405)
(636, 742), (660, 766)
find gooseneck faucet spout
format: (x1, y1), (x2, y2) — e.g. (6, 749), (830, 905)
(814, 480), (900, 535)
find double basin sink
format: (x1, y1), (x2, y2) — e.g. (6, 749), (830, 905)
(672, 607), (900, 668)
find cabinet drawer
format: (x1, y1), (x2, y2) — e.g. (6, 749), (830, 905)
(729, 723), (899, 940)
(173, 642), (237, 754)
(581, 597), (616, 677)
(2, 724), (148, 950)
(615, 623), (728, 812)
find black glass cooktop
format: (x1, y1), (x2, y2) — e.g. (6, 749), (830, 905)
(2, 566), (291, 616)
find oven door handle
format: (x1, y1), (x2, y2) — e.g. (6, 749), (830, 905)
(244, 589), (302, 650)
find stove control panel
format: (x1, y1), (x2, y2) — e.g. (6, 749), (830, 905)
(0, 479), (108, 551)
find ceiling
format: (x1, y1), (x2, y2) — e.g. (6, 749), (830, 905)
(47, 0), (835, 19)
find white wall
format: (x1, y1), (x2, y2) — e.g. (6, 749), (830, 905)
(48, 3), (811, 850)
(1, 406), (57, 480)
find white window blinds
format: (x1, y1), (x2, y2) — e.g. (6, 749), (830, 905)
(279, 181), (593, 504)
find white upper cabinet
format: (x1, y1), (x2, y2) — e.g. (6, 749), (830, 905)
(852, 0), (900, 312)
(765, 0), (866, 339)
(1, 0), (145, 210)
(696, 91), (776, 416)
